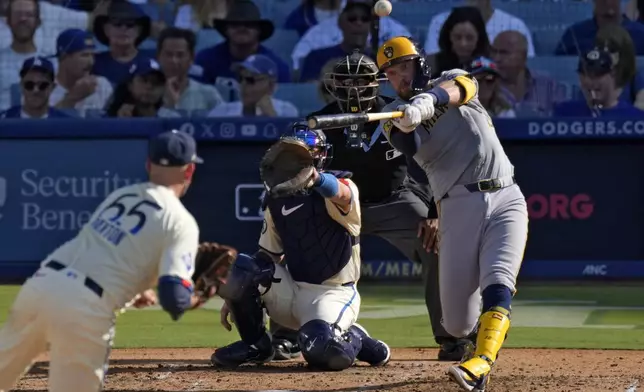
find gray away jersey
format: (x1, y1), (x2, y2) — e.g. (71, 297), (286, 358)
(380, 69), (515, 200)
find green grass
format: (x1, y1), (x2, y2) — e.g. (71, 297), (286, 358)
(586, 310), (644, 326)
(2, 283), (644, 349)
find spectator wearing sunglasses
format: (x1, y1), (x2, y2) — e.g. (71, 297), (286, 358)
(194, 0), (290, 85)
(469, 57), (515, 118)
(207, 54), (298, 118)
(91, 1), (153, 85)
(0, 56), (70, 118)
(299, 0), (373, 82)
(104, 58), (180, 118)
(50, 29), (113, 117)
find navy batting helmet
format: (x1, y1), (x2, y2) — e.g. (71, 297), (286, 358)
(284, 121), (333, 170)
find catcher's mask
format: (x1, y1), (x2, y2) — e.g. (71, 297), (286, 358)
(324, 50), (380, 114)
(286, 122), (333, 171)
(377, 36), (431, 97)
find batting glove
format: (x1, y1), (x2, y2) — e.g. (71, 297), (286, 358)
(410, 93), (436, 120)
(393, 104), (422, 133)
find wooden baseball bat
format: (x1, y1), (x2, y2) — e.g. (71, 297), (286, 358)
(308, 68), (492, 130)
(307, 111), (404, 130)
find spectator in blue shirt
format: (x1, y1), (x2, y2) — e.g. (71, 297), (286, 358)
(193, 0), (291, 85)
(91, 1), (153, 85)
(299, 0), (373, 82)
(554, 47), (644, 117)
(284, 0), (344, 37)
(0, 56), (70, 119)
(555, 0), (644, 55)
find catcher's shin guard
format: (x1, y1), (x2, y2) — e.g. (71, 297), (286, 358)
(229, 293), (267, 345)
(447, 307), (510, 391)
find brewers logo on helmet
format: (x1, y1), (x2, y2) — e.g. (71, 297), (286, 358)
(377, 36), (432, 97)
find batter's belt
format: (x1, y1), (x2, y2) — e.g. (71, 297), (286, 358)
(441, 175), (516, 200)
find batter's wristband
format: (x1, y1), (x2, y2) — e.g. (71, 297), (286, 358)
(427, 199), (438, 219)
(428, 87), (450, 106)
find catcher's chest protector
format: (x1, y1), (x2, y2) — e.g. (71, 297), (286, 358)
(267, 191), (356, 285)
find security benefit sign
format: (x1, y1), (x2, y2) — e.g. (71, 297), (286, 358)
(0, 140), (147, 262)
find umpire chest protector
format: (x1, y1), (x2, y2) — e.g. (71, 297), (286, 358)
(264, 173), (357, 285)
(315, 97), (408, 204)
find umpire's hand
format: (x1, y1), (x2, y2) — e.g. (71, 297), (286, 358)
(418, 219), (439, 253)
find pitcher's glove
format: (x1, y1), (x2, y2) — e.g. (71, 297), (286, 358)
(192, 242), (237, 302)
(260, 138), (315, 198)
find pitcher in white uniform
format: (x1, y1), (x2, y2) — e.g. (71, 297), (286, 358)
(0, 130), (211, 392)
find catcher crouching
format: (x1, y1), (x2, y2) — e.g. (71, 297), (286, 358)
(212, 123), (390, 370)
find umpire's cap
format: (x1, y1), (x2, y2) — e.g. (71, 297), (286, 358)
(149, 130), (204, 167)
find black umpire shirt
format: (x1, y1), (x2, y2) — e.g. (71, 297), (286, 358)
(308, 96), (409, 204)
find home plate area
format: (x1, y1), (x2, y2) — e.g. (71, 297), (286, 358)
(17, 348), (643, 392)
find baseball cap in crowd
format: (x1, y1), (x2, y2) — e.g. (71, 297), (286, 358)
(148, 130), (204, 167)
(470, 57), (500, 76)
(20, 56), (55, 80)
(55, 29), (96, 57)
(129, 58), (166, 82)
(233, 54), (278, 78)
(578, 47), (615, 76)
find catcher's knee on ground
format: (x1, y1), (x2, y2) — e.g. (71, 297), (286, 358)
(297, 320), (361, 371)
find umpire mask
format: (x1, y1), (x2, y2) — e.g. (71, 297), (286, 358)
(324, 51), (380, 114)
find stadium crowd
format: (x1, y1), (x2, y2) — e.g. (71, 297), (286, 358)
(0, 0), (644, 119)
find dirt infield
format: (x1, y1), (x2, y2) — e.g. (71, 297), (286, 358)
(17, 348), (643, 391)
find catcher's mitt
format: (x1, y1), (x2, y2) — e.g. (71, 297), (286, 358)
(192, 242), (237, 301)
(260, 138), (316, 198)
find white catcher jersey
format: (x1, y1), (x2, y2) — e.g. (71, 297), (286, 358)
(43, 182), (199, 310)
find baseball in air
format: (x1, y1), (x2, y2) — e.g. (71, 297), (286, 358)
(373, 0), (392, 17)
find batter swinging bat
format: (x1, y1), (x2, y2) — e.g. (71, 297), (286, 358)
(308, 67), (490, 130)
(307, 111), (403, 129)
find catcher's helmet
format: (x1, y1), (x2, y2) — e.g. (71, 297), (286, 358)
(285, 121), (333, 170)
(323, 50), (380, 114)
(377, 36), (431, 96)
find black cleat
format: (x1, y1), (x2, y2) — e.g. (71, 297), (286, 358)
(272, 337), (301, 360)
(211, 339), (275, 368)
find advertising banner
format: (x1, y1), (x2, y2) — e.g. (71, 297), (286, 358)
(1, 119), (644, 281)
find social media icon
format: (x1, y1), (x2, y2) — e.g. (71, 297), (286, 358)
(179, 122), (196, 136)
(262, 123), (278, 138)
(241, 124), (257, 137)
(219, 123), (236, 138)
